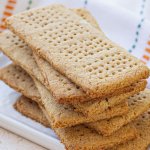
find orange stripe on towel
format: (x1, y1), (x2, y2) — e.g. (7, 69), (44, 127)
(145, 48), (150, 53)
(3, 11), (12, 16)
(6, 5), (14, 10)
(143, 55), (150, 61)
(0, 25), (6, 30)
(148, 41), (150, 46)
(8, 0), (16, 4)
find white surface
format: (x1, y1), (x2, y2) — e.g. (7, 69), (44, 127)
(0, 0), (150, 150)
(0, 127), (47, 150)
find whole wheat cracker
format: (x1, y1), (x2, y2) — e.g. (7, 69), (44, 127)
(33, 78), (128, 128)
(0, 64), (129, 128)
(14, 95), (150, 150)
(0, 8), (101, 104)
(0, 64), (133, 122)
(0, 64), (143, 118)
(73, 80), (146, 116)
(33, 49), (147, 105)
(14, 95), (137, 150)
(6, 4), (149, 99)
(54, 124), (136, 150)
(33, 52), (147, 117)
(0, 14), (139, 104)
(0, 31), (46, 85)
(14, 95), (50, 127)
(86, 89), (150, 136)
(0, 64), (41, 103)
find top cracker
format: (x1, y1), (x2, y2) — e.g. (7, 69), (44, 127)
(6, 4), (149, 98)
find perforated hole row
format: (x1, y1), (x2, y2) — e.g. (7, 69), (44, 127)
(14, 5), (142, 84)
(129, 92), (147, 106)
(6, 33), (27, 49)
(5, 66), (37, 91)
(34, 19), (140, 81)
(18, 6), (78, 29)
(136, 109), (150, 127)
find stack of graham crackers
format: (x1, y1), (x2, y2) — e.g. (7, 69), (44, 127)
(0, 4), (150, 149)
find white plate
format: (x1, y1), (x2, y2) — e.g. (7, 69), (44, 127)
(0, 1), (150, 149)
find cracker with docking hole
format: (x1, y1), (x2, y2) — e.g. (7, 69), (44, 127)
(0, 64), (129, 129)
(14, 95), (150, 150)
(42, 107), (137, 150)
(14, 95), (137, 150)
(0, 64), (41, 103)
(0, 64), (146, 116)
(86, 89), (150, 136)
(34, 49), (146, 116)
(0, 8), (100, 104)
(33, 78), (128, 128)
(6, 4), (149, 99)
(0, 12), (137, 104)
(14, 96), (50, 127)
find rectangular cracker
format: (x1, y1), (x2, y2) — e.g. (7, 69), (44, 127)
(15, 96), (150, 150)
(6, 4), (149, 99)
(0, 31), (46, 85)
(0, 14), (138, 105)
(0, 64), (41, 104)
(0, 8), (101, 104)
(33, 50), (147, 105)
(33, 78), (128, 128)
(14, 96), (50, 128)
(86, 89), (150, 136)
(0, 64), (128, 127)
(14, 96), (137, 150)
(0, 31), (145, 106)
(73, 80), (146, 116)
(0, 64), (146, 120)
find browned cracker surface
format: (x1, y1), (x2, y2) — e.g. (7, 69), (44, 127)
(0, 8), (102, 104)
(15, 95), (150, 150)
(14, 96), (137, 150)
(33, 78), (128, 128)
(14, 95), (50, 127)
(1, 64), (145, 118)
(6, 4), (149, 99)
(0, 12), (140, 104)
(0, 64), (129, 129)
(0, 64), (41, 103)
(86, 89), (150, 136)
(0, 8), (101, 104)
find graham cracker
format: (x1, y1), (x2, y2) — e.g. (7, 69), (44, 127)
(0, 8), (101, 104)
(14, 95), (50, 127)
(6, 4), (149, 99)
(0, 31), (45, 83)
(0, 64), (135, 119)
(14, 95), (150, 150)
(73, 80), (146, 116)
(14, 95), (137, 150)
(86, 89), (150, 136)
(0, 64), (41, 103)
(33, 49), (147, 105)
(0, 64), (129, 128)
(33, 78), (128, 128)
(54, 124), (136, 150)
